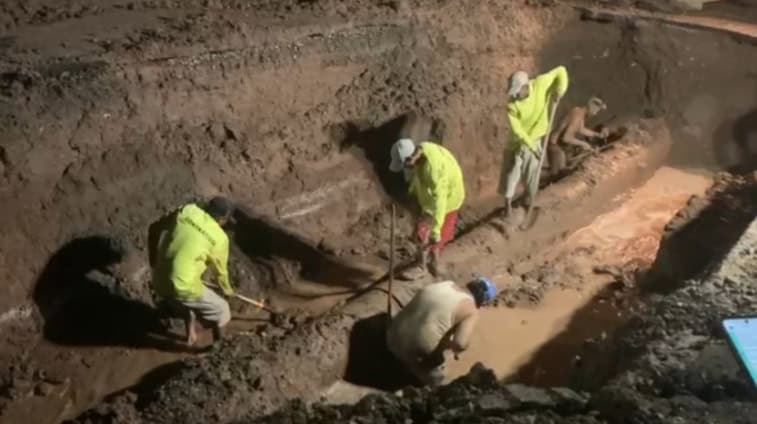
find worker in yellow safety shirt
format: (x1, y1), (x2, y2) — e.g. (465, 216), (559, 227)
(500, 66), (569, 227)
(389, 138), (465, 280)
(148, 197), (235, 346)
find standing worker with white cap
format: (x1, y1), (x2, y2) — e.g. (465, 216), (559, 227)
(389, 138), (465, 279)
(500, 66), (569, 226)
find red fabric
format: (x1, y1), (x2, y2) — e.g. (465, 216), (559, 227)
(416, 210), (459, 254)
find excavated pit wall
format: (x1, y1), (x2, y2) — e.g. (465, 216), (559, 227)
(4, 1), (757, 422)
(0, 1), (568, 360)
(4, 0), (757, 359)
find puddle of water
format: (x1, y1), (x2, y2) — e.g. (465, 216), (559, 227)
(444, 167), (712, 384)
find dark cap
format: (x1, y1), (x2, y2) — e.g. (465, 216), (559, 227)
(205, 196), (235, 222)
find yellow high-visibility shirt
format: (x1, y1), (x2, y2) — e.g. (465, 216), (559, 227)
(152, 203), (233, 300)
(507, 66), (569, 151)
(408, 142), (465, 239)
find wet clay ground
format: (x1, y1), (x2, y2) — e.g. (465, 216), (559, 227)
(445, 167), (712, 384)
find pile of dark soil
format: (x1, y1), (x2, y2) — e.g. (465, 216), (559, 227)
(251, 362), (756, 424)
(255, 365), (598, 424)
(71, 314), (355, 424)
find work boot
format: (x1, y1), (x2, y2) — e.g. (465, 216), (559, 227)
(428, 253), (446, 278)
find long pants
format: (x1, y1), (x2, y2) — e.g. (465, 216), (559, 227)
(498, 140), (543, 200)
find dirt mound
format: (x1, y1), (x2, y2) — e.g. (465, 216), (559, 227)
(255, 365), (597, 424)
(252, 363), (756, 424)
(649, 173), (757, 287)
(71, 314), (355, 423)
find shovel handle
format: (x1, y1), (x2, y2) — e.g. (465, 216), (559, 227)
(233, 293), (278, 315)
(205, 283), (276, 314)
(233, 292), (265, 308)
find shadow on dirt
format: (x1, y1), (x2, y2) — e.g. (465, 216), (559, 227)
(343, 313), (418, 391)
(713, 107), (757, 174)
(233, 206), (378, 288)
(643, 176), (757, 295)
(337, 115), (407, 201)
(505, 282), (630, 390)
(33, 235), (184, 350)
(507, 176), (757, 390)
(337, 112), (444, 202)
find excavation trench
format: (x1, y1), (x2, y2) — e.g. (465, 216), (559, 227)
(66, 120), (712, 423)
(3, 4), (757, 424)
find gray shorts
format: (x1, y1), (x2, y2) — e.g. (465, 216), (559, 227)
(498, 140), (542, 200)
(176, 287), (231, 327)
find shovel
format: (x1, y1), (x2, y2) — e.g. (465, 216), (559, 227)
(206, 283), (285, 324)
(231, 291), (278, 315)
(520, 95), (561, 231)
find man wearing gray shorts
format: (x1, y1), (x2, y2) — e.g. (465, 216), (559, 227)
(500, 66), (569, 224)
(149, 197), (235, 346)
(499, 139), (542, 207)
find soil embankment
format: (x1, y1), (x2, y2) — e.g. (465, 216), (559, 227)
(3, 1), (757, 423)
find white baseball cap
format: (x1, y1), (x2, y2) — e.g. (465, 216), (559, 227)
(389, 138), (416, 172)
(508, 71), (530, 98)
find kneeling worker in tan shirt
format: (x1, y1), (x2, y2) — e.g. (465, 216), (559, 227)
(386, 278), (496, 386)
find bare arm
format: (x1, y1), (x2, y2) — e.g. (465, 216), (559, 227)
(561, 110), (593, 150)
(447, 298), (478, 353)
(578, 126), (602, 139)
(550, 114), (570, 146)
